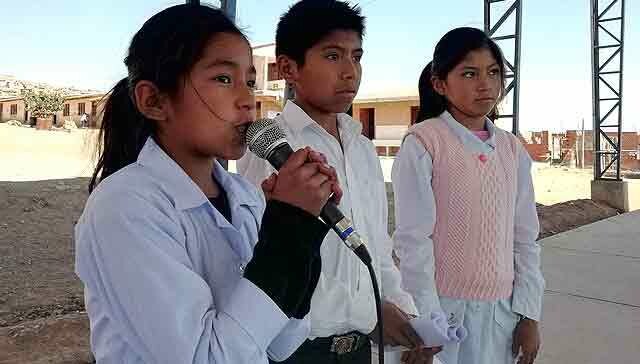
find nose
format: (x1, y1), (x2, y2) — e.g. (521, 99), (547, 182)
(341, 58), (358, 81)
(236, 83), (255, 113)
(477, 75), (490, 92)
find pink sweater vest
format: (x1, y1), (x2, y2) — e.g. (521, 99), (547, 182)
(408, 118), (520, 301)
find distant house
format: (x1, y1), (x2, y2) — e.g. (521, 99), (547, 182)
(0, 96), (28, 123)
(352, 91), (419, 156)
(56, 93), (105, 127)
(0, 93), (105, 127)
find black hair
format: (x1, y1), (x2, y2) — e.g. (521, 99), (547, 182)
(275, 0), (365, 66)
(414, 27), (506, 124)
(89, 4), (245, 192)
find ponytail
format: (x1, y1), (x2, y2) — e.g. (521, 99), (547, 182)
(89, 78), (154, 192)
(414, 61), (447, 124)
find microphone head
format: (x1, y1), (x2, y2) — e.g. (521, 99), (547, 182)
(245, 118), (288, 160)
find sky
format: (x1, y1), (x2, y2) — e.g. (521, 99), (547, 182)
(1, 0), (638, 131)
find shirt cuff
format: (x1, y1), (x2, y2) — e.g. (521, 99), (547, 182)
(221, 278), (290, 351)
(267, 317), (310, 362)
(385, 294), (420, 317)
(511, 294), (542, 322)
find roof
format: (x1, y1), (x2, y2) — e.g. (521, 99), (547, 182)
(0, 96), (23, 102)
(354, 95), (419, 104)
(63, 93), (105, 101)
(0, 92), (106, 103)
(253, 43), (276, 50)
(354, 86), (419, 104)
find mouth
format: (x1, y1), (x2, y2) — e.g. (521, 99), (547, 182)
(235, 121), (251, 142)
(476, 97), (495, 103)
(336, 88), (357, 96)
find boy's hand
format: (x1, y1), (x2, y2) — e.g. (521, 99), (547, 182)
(400, 347), (442, 364)
(307, 149), (342, 205)
(261, 147), (341, 216)
(513, 318), (541, 364)
(370, 302), (423, 348)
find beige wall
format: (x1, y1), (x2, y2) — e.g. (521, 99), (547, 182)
(256, 98), (282, 120)
(253, 54), (278, 92)
(254, 56), (268, 91)
(352, 100), (418, 127)
(0, 99), (27, 122)
(351, 100), (418, 140)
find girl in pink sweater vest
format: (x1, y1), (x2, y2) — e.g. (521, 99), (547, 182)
(392, 27), (545, 364)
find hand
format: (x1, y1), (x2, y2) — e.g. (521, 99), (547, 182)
(306, 149), (342, 205)
(401, 347), (442, 364)
(261, 147), (340, 216)
(370, 302), (423, 349)
(513, 318), (541, 364)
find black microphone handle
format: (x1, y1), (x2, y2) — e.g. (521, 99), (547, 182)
(267, 143), (294, 170)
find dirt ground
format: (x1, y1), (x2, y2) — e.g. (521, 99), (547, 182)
(0, 123), (623, 363)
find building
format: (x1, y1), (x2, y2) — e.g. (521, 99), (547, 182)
(551, 130), (640, 171)
(55, 93), (105, 127)
(520, 131), (550, 162)
(252, 44), (285, 120)
(0, 74), (106, 127)
(0, 96), (28, 123)
(353, 92), (419, 138)
(0, 93), (104, 127)
(352, 90), (419, 156)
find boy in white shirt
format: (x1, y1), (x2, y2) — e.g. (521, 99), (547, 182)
(239, 1), (439, 363)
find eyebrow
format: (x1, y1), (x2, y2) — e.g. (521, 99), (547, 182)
(205, 59), (256, 74)
(461, 62), (499, 69)
(321, 45), (364, 54)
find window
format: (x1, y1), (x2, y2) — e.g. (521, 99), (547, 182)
(0, 103), (3, 116)
(63, 104), (70, 116)
(78, 102), (85, 115)
(267, 63), (280, 81)
(10, 104), (18, 115)
(256, 101), (262, 119)
(91, 101), (98, 116)
(359, 108), (375, 139)
(411, 106), (420, 124)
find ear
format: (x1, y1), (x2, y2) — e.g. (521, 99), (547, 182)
(133, 80), (168, 121)
(431, 76), (447, 97)
(277, 55), (300, 87)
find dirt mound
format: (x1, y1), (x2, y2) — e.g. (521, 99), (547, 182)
(0, 314), (93, 364)
(537, 199), (619, 239)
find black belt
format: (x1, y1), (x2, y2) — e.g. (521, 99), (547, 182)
(309, 331), (370, 355)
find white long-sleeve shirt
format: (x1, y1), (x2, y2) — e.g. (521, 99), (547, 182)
(238, 101), (418, 338)
(391, 111), (545, 322)
(75, 138), (309, 363)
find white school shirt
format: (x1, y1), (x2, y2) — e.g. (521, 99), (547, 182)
(238, 101), (418, 339)
(75, 137), (309, 364)
(391, 110), (545, 322)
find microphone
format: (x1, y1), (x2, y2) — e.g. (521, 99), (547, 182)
(246, 118), (371, 264)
